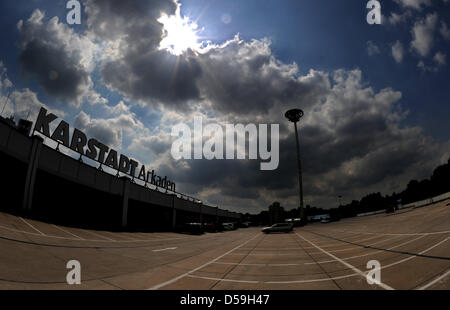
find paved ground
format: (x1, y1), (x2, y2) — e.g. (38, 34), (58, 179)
(0, 199), (449, 290)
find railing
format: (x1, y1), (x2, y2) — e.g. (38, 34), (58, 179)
(357, 191), (450, 217)
(399, 191), (450, 210)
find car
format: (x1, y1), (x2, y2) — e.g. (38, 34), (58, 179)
(203, 223), (217, 233)
(239, 221), (251, 228)
(222, 223), (235, 231)
(321, 218), (331, 224)
(261, 223), (294, 234)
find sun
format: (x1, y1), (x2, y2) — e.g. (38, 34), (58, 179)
(158, 10), (201, 56)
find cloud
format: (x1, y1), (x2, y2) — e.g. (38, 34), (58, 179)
(84, 0), (177, 41)
(433, 52), (447, 66)
(367, 41), (380, 56)
(76, 1), (449, 211)
(392, 41), (405, 63)
(17, 10), (101, 106)
(0, 61), (65, 122)
(388, 11), (412, 25)
(410, 12), (438, 57)
(441, 22), (450, 40)
(196, 37), (330, 115)
(417, 52), (446, 72)
(74, 108), (144, 148)
(394, 0), (431, 10)
(136, 66), (448, 212)
(82, 0), (203, 109)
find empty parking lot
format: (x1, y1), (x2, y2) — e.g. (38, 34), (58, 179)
(0, 199), (448, 290)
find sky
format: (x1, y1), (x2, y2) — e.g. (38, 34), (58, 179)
(0, 0), (449, 214)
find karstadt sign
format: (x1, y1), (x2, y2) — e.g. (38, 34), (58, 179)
(34, 107), (176, 192)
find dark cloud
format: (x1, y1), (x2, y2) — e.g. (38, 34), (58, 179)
(19, 40), (89, 99)
(85, 1), (328, 112)
(83, 0), (203, 107)
(84, 0), (177, 41)
(17, 10), (97, 105)
(74, 110), (143, 148)
(148, 68), (448, 211)
(197, 38), (330, 114)
(101, 50), (202, 106)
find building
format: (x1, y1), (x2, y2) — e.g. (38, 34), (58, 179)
(0, 114), (242, 231)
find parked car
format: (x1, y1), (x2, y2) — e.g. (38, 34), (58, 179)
(222, 223), (235, 231)
(261, 223), (294, 234)
(239, 221), (251, 228)
(176, 222), (204, 235)
(204, 223), (217, 233)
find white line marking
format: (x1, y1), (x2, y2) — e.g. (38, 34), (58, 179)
(265, 273), (359, 284)
(51, 224), (84, 240)
(147, 233), (261, 290)
(322, 229), (450, 236)
(227, 253), (309, 256)
(82, 230), (116, 241)
(305, 235), (426, 265)
(379, 237), (449, 270)
(198, 236), (450, 285)
(0, 223), (190, 243)
(227, 236), (399, 256)
(235, 235), (383, 251)
(212, 237), (410, 267)
(186, 273), (361, 284)
(187, 275), (259, 284)
(295, 232), (395, 290)
(308, 235), (402, 254)
(301, 235), (383, 249)
(417, 269), (450, 290)
(152, 247), (177, 252)
(18, 217), (45, 236)
(213, 262), (303, 266)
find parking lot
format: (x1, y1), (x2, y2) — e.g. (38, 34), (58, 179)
(0, 199), (448, 290)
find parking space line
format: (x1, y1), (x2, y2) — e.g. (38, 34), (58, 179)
(152, 247), (177, 252)
(295, 232), (395, 290)
(147, 233), (261, 290)
(380, 237), (449, 270)
(310, 235), (402, 254)
(300, 236), (378, 249)
(187, 275), (259, 284)
(227, 252), (307, 256)
(417, 269), (450, 290)
(50, 224), (84, 240)
(186, 272), (362, 284)
(322, 229), (450, 236)
(82, 230), (116, 241)
(213, 262), (302, 266)
(0, 223), (191, 243)
(305, 235), (426, 265)
(18, 217), (45, 236)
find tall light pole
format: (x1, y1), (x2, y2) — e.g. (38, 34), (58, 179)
(285, 109), (306, 225)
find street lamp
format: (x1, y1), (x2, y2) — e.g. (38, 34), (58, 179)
(285, 109), (306, 225)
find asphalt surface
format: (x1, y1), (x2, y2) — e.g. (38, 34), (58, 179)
(0, 199), (449, 290)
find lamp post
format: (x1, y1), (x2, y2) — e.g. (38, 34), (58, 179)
(285, 109), (306, 225)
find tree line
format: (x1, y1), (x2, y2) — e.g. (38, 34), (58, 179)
(246, 157), (450, 224)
